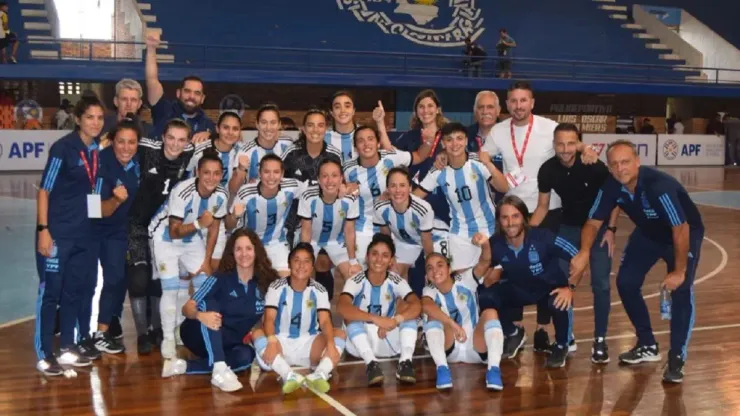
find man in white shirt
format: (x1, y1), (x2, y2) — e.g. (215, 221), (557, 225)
(482, 81), (597, 356)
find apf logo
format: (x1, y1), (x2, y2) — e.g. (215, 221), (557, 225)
(336, 0), (485, 47)
(663, 139), (679, 160)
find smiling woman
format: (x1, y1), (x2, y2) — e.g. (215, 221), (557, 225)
(54, 0), (113, 39)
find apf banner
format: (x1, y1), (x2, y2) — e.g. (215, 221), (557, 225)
(657, 135), (725, 166)
(582, 134), (657, 166)
(0, 130), (67, 171)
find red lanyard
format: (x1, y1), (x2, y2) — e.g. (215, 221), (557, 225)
(79, 149), (98, 188)
(510, 115), (534, 168)
(427, 130), (443, 157)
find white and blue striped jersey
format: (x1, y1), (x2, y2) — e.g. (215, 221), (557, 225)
(187, 139), (241, 187)
(341, 271), (414, 318)
(343, 150), (413, 235)
(148, 177), (229, 243)
(237, 138), (293, 182)
(422, 270), (482, 333)
(325, 128), (356, 163)
(297, 186), (359, 246)
(372, 194), (434, 246)
(419, 153), (496, 239)
(265, 278), (331, 338)
(230, 178), (306, 244)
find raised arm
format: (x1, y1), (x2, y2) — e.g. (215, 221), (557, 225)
(145, 31), (164, 106)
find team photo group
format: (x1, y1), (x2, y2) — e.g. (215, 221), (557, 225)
(33, 34), (703, 395)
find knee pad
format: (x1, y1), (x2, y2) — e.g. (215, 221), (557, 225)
(127, 264), (149, 298)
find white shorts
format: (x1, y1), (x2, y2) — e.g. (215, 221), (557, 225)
(447, 329), (485, 364)
(345, 323), (401, 359)
(448, 233), (482, 271)
(313, 242), (349, 266)
(151, 239), (206, 280)
(394, 240), (423, 266)
(265, 240), (290, 272)
(212, 224), (228, 260)
(256, 333), (318, 370)
(354, 233), (374, 266)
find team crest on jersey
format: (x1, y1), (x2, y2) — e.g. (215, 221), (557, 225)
(306, 299), (315, 309)
(339, 209), (346, 218)
(336, 0), (485, 48)
(470, 172), (478, 182)
(385, 293), (392, 301)
(458, 293), (467, 302)
(528, 246), (540, 264)
(641, 192), (658, 219)
(159, 262), (167, 272)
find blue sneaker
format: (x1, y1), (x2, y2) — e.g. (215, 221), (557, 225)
(435, 365), (453, 390)
(486, 366), (503, 391)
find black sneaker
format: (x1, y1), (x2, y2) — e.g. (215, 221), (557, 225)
(78, 337), (102, 361)
(109, 316), (123, 340)
(591, 337), (610, 364)
(94, 331), (125, 354)
(149, 327), (164, 347)
(58, 347), (92, 367)
(366, 361), (384, 386)
(36, 357), (64, 376)
(503, 326), (527, 359)
(137, 334), (153, 355)
(396, 360), (416, 384)
(619, 344), (661, 365)
(545, 344), (568, 368)
(568, 334), (578, 352)
(662, 352), (684, 384)
(533, 328), (551, 354)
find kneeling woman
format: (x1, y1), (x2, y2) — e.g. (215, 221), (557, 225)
(252, 243), (347, 395)
(161, 229), (280, 393)
(478, 195), (580, 370)
(423, 233), (503, 391)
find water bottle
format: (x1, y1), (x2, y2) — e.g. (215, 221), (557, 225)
(660, 287), (672, 320)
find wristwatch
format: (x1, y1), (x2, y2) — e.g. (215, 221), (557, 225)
(607, 226), (617, 233)
(568, 283), (577, 291)
(37, 224), (48, 232)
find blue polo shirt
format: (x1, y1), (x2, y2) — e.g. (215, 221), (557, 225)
(40, 131), (99, 240)
(191, 272), (266, 341)
(490, 228), (578, 292)
(92, 147), (141, 239)
(150, 98), (215, 140)
(588, 166), (704, 244)
(467, 122), (504, 202)
(394, 128), (450, 224)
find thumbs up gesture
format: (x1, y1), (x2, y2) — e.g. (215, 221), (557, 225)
(372, 100), (386, 124)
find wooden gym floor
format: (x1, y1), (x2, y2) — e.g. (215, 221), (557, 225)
(0, 167), (739, 416)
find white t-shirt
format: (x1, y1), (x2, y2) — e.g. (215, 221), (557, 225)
(483, 115), (561, 212)
(673, 122), (684, 134)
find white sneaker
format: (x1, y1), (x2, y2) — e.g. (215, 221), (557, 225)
(211, 366), (243, 392)
(175, 325), (184, 346)
(161, 338), (177, 360)
(162, 358), (187, 378)
(58, 348), (92, 367)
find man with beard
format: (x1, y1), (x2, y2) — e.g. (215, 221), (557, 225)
(145, 31), (215, 143)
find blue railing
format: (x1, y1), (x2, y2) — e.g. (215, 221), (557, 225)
(17, 38), (740, 85)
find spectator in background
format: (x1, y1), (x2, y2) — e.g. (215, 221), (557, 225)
(0, 2), (19, 64)
(639, 118), (655, 134)
(706, 113), (725, 135)
(463, 37), (486, 78)
(55, 99), (75, 130)
(615, 114), (635, 134)
(280, 116), (298, 131)
(496, 29), (516, 79)
(673, 117), (684, 134)
(666, 114), (676, 134)
(725, 114), (740, 166)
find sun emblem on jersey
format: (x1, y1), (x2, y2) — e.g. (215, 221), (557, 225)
(158, 262), (167, 272)
(470, 172), (478, 181)
(385, 293), (392, 301)
(458, 293), (467, 302)
(306, 299), (315, 309)
(339, 210), (346, 218)
(336, 0), (485, 48)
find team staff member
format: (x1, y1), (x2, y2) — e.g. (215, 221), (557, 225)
(162, 229), (279, 391)
(466, 90), (504, 203)
(571, 140), (704, 384)
(126, 119), (194, 354)
(101, 78), (147, 137)
(35, 96), (106, 375)
(531, 123), (619, 363)
(79, 119), (142, 355)
(145, 31), (214, 142)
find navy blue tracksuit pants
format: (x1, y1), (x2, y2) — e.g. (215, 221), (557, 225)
(617, 228), (702, 359)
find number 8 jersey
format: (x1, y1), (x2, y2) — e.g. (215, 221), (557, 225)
(343, 149), (412, 236)
(419, 153), (496, 239)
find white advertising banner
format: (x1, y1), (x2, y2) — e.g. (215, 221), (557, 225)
(0, 130), (67, 171)
(656, 135), (725, 166)
(582, 134), (657, 166)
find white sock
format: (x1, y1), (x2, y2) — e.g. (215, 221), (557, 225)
(176, 279), (190, 327)
(160, 279), (179, 341)
(315, 356), (334, 376)
(399, 321), (417, 362)
(424, 322), (448, 368)
(347, 323), (376, 364)
(271, 354), (292, 380)
(484, 320), (504, 369)
(213, 361), (227, 373)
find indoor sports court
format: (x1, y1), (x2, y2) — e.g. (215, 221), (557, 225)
(0, 167), (738, 415)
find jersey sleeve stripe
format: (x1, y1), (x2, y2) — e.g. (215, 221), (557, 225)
(658, 194), (683, 226)
(42, 157), (62, 191)
(554, 237), (579, 257)
(192, 276), (218, 303)
(588, 190), (603, 219)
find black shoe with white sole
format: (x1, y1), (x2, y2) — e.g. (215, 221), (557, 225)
(78, 337), (102, 361)
(619, 344), (661, 365)
(37, 357), (64, 376)
(591, 337), (610, 364)
(396, 360), (416, 384)
(545, 344), (568, 368)
(662, 352), (684, 384)
(58, 347), (92, 367)
(366, 361), (384, 386)
(503, 326), (527, 359)
(109, 316), (123, 340)
(94, 331), (125, 354)
(533, 328), (550, 354)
